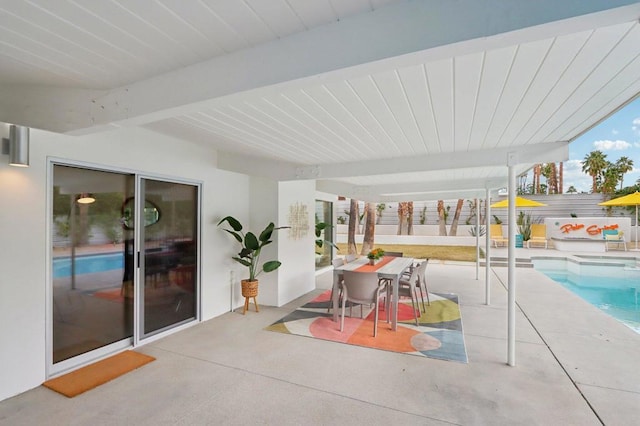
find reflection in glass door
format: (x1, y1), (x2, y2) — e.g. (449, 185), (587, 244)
(51, 165), (199, 371)
(52, 165), (134, 364)
(140, 179), (198, 337)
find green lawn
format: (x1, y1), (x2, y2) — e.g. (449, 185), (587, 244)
(336, 243), (484, 262)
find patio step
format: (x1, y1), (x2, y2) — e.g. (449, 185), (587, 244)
(480, 257), (534, 268)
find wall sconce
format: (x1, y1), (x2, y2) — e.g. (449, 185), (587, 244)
(76, 193), (96, 204)
(1, 125), (30, 167)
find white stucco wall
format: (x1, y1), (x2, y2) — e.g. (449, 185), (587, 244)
(0, 126), (250, 401)
(205, 169), (250, 320)
(242, 178), (315, 307)
(247, 177), (280, 306)
(0, 142), (43, 404)
(277, 180), (316, 306)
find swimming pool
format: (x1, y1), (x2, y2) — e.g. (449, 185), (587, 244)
(53, 252), (124, 278)
(533, 256), (640, 333)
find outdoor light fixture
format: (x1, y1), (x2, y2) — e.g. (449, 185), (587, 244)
(76, 193), (96, 204)
(1, 124), (30, 167)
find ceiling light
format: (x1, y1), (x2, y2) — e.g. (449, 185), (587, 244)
(76, 193), (96, 204)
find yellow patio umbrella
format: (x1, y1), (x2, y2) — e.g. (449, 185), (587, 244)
(490, 196), (547, 208)
(599, 191), (640, 247)
(490, 196), (546, 247)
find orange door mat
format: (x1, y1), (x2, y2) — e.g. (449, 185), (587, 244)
(43, 350), (155, 398)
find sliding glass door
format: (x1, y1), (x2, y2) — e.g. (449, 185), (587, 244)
(51, 165), (134, 366)
(51, 164), (199, 373)
(315, 200), (334, 269)
(139, 178), (198, 337)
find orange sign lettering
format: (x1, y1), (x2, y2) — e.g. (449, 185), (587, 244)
(586, 225), (600, 235)
(560, 223), (618, 235)
(560, 223), (584, 233)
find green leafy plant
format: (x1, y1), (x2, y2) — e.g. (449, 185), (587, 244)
(468, 226), (486, 237)
(343, 208), (365, 224)
(218, 216), (288, 281)
(465, 200), (479, 225)
(54, 216), (70, 238)
(337, 216), (346, 224)
(315, 222), (338, 253)
(93, 213), (122, 244)
(376, 203), (386, 224)
(419, 206), (427, 225)
(443, 205), (451, 224)
(493, 215), (503, 225)
(516, 212), (540, 241)
(367, 248), (385, 260)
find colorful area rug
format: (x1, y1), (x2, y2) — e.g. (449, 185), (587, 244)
(92, 287), (124, 302)
(266, 290), (468, 363)
(43, 350), (155, 397)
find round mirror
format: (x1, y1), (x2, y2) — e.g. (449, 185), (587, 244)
(121, 197), (161, 229)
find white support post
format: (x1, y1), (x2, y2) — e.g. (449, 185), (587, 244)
(485, 188), (491, 305)
(475, 198), (480, 280)
(507, 155), (517, 367)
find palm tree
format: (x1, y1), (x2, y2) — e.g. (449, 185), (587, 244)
(533, 164), (542, 194)
(582, 150), (608, 193)
(449, 199), (464, 236)
(558, 162), (563, 194)
(601, 164), (619, 194)
(437, 200), (447, 236)
(616, 156), (634, 190)
(360, 203), (376, 255)
(397, 202), (408, 235)
(567, 185), (577, 194)
(517, 172), (529, 194)
(549, 162), (558, 193)
(540, 163), (553, 194)
(406, 201), (414, 235)
(347, 199), (358, 254)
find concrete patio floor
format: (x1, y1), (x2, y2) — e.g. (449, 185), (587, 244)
(1, 251), (639, 425)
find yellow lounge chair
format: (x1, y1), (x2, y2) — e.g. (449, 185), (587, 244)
(490, 224), (508, 247)
(527, 224), (548, 249)
(604, 230), (627, 251)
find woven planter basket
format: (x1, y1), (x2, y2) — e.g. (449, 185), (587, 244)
(241, 279), (259, 297)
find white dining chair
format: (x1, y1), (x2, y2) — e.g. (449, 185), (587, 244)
(414, 260), (430, 311)
(340, 271), (388, 337)
(327, 258), (346, 313)
(345, 253), (358, 263)
(397, 265), (421, 325)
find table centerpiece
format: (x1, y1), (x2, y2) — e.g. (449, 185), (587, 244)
(367, 248), (385, 265)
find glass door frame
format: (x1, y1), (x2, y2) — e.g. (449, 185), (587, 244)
(134, 175), (202, 346)
(46, 159), (202, 377)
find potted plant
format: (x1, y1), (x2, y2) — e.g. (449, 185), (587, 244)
(366, 248), (385, 265)
(218, 216), (287, 312)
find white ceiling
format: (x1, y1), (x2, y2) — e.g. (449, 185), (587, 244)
(0, 0), (396, 89)
(2, 0), (640, 201)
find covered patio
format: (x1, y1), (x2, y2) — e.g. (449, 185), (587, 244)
(2, 0), (640, 410)
(1, 255), (639, 424)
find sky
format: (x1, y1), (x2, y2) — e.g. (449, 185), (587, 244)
(560, 97), (640, 193)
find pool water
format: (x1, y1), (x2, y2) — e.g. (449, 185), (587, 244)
(53, 253), (124, 278)
(535, 258), (640, 333)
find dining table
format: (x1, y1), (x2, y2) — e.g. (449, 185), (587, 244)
(332, 256), (415, 331)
